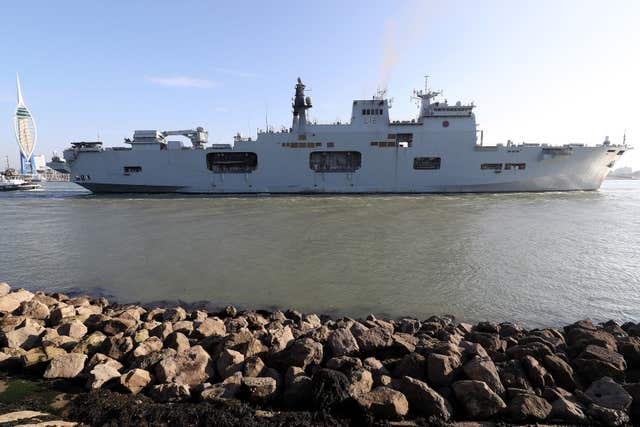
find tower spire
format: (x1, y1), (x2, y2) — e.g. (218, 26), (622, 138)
(16, 73), (24, 106)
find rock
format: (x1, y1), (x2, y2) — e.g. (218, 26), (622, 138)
(134, 329), (149, 344)
(150, 322), (173, 340)
(130, 348), (176, 371)
(506, 342), (553, 360)
(86, 353), (123, 371)
(102, 334), (133, 361)
(356, 386), (409, 419)
(243, 356), (265, 377)
(463, 356), (505, 396)
(217, 348), (244, 379)
(271, 337), (322, 370)
(586, 403), (630, 426)
(267, 325), (294, 352)
(0, 282), (10, 296)
(132, 336), (163, 357)
(155, 345), (214, 386)
(398, 318), (421, 334)
(102, 317), (137, 336)
(244, 338), (268, 358)
(496, 359), (531, 390)
(283, 374), (313, 409)
(311, 368), (351, 411)
(72, 331), (107, 355)
(0, 315), (27, 333)
(43, 353), (87, 379)
(87, 362), (121, 389)
(550, 397), (588, 424)
(327, 327), (360, 357)
(2, 323), (44, 350)
(624, 382), (640, 421)
(192, 317), (226, 339)
(348, 368), (373, 397)
(460, 340), (490, 359)
(172, 320), (193, 336)
(428, 353), (460, 386)
(165, 331), (190, 353)
(452, 380), (506, 418)
(584, 376), (632, 411)
(149, 383), (190, 402)
(397, 376), (451, 420)
(543, 354), (577, 391)
(0, 289), (34, 313)
(617, 336), (640, 368)
(20, 347), (49, 368)
(201, 372), (242, 401)
(57, 320), (88, 340)
(49, 305), (76, 325)
(565, 322), (617, 355)
(162, 307), (187, 323)
(326, 356), (363, 373)
(574, 345), (626, 382)
(120, 368), (152, 394)
(393, 352), (426, 381)
(241, 376), (278, 402)
(356, 327), (393, 354)
(19, 299), (50, 320)
(522, 355), (554, 388)
(506, 392), (552, 422)
(468, 331), (504, 354)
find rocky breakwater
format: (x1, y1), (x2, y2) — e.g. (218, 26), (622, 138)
(0, 283), (639, 425)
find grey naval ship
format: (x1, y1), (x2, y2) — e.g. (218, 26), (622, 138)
(51, 77), (628, 194)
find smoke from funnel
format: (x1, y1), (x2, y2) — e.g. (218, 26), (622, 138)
(377, 1), (430, 90)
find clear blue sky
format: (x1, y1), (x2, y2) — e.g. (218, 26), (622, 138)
(1, 0), (639, 169)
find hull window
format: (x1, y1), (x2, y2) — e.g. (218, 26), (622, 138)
(413, 157), (441, 170)
(481, 163), (502, 170)
(207, 152), (258, 173)
(504, 163), (526, 170)
(123, 166), (142, 173)
(310, 151), (361, 173)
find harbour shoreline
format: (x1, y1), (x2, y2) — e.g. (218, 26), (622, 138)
(0, 283), (638, 426)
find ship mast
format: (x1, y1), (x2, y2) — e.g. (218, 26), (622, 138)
(292, 78), (312, 132)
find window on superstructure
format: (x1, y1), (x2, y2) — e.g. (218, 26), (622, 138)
(413, 157), (441, 170)
(481, 163), (502, 170)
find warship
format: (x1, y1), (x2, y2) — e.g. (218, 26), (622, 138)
(50, 77), (628, 193)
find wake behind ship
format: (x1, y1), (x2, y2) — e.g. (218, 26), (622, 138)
(53, 77), (628, 194)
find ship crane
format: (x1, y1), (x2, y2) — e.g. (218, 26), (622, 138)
(161, 127), (208, 148)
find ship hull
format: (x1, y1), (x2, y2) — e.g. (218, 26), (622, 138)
(66, 142), (622, 194)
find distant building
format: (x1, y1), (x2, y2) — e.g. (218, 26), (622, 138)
(13, 73), (37, 175)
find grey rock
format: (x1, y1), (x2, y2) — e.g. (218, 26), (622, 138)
(103, 334), (134, 361)
(327, 327), (359, 357)
(462, 355), (505, 396)
(201, 372), (242, 401)
(132, 336), (163, 357)
(43, 353), (87, 379)
(428, 353), (460, 386)
(217, 348), (244, 379)
(584, 376), (632, 411)
(155, 345), (214, 386)
(550, 397), (588, 424)
(356, 327), (393, 354)
(543, 354), (578, 391)
(2, 323), (44, 350)
(506, 392), (552, 422)
(356, 386), (409, 419)
(57, 320), (88, 340)
(243, 356), (265, 377)
(241, 376), (278, 402)
(19, 300), (50, 320)
(586, 403), (630, 426)
(149, 383), (190, 402)
(0, 289), (34, 313)
(162, 307), (187, 323)
(522, 355), (554, 388)
(165, 331), (190, 353)
(396, 375), (451, 420)
(120, 368), (152, 394)
(192, 317), (226, 339)
(86, 362), (121, 389)
(348, 368), (373, 398)
(452, 380), (506, 418)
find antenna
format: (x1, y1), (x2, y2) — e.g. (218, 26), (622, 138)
(16, 73), (24, 105)
(424, 74), (429, 92)
(265, 101), (269, 132)
(623, 129), (626, 145)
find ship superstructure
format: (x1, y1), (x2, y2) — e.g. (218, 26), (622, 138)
(56, 77), (628, 193)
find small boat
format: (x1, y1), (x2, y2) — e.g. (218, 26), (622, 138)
(0, 169), (41, 191)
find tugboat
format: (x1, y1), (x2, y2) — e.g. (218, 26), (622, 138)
(0, 168), (41, 191)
